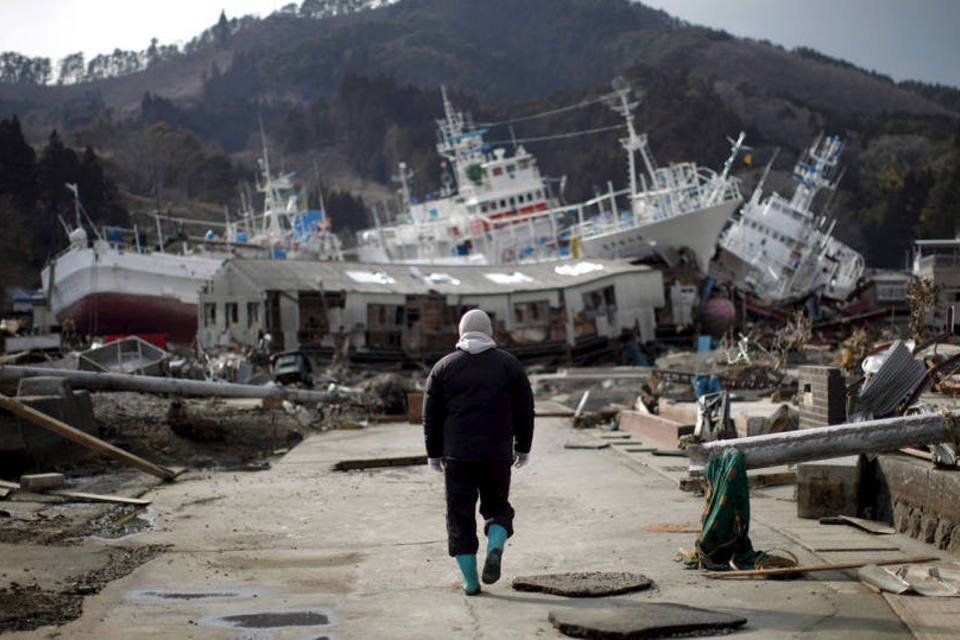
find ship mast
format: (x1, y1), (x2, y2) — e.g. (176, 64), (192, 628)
(790, 134), (842, 215)
(608, 79), (657, 196)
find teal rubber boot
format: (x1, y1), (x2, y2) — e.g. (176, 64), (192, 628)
(455, 554), (481, 595)
(482, 524), (508, 585)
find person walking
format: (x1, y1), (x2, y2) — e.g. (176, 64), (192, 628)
(423, 308), (535, 595)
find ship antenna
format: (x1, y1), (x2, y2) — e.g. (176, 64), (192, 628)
(753, 148), (780, 198)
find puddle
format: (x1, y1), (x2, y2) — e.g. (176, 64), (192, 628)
(126, 587), (266, 604)
(223, 611), (329, 628)
(200, 607), (336, 631)
(89, 506), (157, 540)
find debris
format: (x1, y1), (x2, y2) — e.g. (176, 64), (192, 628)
(0, 365), (330, 403)
(823, 515), (897, 535)
(857, 564), (911, 594)
(0, 392), (176, 481)
(756, 404), (798, 435)
(18, 474), (65, 492)
(332, 455), (427, 471)
(513, 572), (653, 597)
(78, 337), (169, 376)
(642, 522), (700, 533)
(563, 442), (610, 450)
(357, 373), (418, 414)
(693, 391), (734, 442)
(548, 602), (746, 639)
(651, 449), (687, 457)
(47, 491), (151, 506)
(703, 555), (938, 579)
(849, 340), (927, 421)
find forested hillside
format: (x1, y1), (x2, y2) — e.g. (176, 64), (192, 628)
(0, 0), (958, 294)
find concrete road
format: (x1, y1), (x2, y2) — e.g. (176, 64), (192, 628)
(8, 411), (925, 639)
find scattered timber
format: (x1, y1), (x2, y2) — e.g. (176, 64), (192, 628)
(704, 555), (939, 579)
(0, 365), (329, 403)
(47, 490), (151, 506)
(0, 393), (176, 481)
(688, 411), (960, 470)
(333, 455), (427, 471)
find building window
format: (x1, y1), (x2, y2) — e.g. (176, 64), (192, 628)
(203, 303), (216, 327)
(247, 302), (260, 328)
(225, 302), (239, 327)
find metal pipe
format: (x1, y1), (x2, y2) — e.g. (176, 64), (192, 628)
(0, 366), (330, 404)
(688, 411), (960, 470)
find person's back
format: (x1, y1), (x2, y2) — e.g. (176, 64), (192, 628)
(425, 347), (532, 462)
(423, 309), (534, 595)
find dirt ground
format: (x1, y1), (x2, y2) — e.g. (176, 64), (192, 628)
(0, 387), (382, 632)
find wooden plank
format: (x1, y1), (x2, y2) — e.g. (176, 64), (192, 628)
(48, 490), (152, 506)
(838, 515), (897, 535)
(333, 455), (427, 471)
(704, 555), (938, 579)
(535, 411), (575, 418)
(0, 479), (20, 490)
(0, 393), (176, 481)
(563, 442), (610, 450)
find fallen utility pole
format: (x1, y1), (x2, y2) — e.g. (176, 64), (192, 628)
(688, 411), (960, 470)
(0, 393), (176, 481)
(0, 365), (329, 403)
(703, 555), (938, 579)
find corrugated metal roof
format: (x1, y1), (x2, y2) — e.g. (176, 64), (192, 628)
(220, 258), (655, 296)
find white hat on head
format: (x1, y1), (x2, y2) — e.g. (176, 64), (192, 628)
(458, 309), (492, 337)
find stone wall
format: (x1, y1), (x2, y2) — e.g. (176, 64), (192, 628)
(870, 454), (960, 553)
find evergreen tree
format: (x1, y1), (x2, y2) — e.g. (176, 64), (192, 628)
(0, 116), (39, 209)
(919, 124), (960, 239)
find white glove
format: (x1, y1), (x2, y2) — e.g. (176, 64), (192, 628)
(513, 452), (530, 469)
(427, 457), (444, 472)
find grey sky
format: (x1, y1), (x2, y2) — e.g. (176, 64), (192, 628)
(642, 0), (960, 87)
(1, 1), (957, 88)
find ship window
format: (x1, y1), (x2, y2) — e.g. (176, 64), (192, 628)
(509, 196), (516, 206)
(536, 189), (542, 199)
(506, 164), (515, 174)
(500, 200), (506, 208)
(226, 302), (239, 326)
(492, 167), (503, 176)
(247, 302), (260, 328)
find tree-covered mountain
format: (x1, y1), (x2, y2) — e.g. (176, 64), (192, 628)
(0, 0), (958, 295)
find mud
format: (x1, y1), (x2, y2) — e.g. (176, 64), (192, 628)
(0, 545), (165, 632)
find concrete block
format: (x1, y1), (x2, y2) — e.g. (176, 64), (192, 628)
(17, 376), (73, 398)
(19, 472), (65, 491)
(797, 455), (862, 519)
(617, 411), (692, 449)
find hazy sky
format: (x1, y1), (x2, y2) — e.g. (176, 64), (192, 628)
(644, 0), (960, 86)
(1, 0), (958, 87)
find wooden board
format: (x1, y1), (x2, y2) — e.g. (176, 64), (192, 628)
(48, 490), (151, 506)
(333, 455), (427, 471)
(838, 515), (897, 535)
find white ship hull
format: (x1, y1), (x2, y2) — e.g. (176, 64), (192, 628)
(577, 198), (742, 272)
(42, 244), (225, 343)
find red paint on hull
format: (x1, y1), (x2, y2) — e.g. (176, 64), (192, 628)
(58, 293), (198, 344)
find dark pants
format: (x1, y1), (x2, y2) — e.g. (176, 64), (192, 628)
(444, 459), (514, 557)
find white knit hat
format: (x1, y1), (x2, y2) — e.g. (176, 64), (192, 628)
(458, 309), (493, 337)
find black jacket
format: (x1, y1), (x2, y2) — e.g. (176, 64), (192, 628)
(423, 347), (534, 461)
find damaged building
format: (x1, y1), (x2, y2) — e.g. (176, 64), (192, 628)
(197, 258), (664, 363)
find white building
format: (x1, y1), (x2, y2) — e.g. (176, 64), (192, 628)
(198, 258), (664, 363)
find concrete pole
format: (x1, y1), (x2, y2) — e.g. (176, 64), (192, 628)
(688, 411), (960, 470)
(0, 366), (330, 404)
